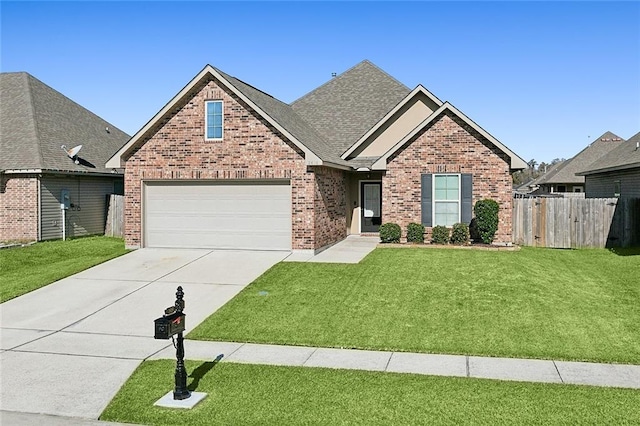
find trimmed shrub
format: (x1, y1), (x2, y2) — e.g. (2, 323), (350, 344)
(473, 199), (500, 244)
(450, 222), (470, 245)
(406, 223), (425, 243)
(431, 225), (450, 245)
(379, 223), (401, 243)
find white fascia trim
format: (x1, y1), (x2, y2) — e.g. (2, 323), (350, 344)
(105, 65), (322, 169)
(371, 102), (528, 170)
(341, 85), (443, 160)
(1, 169), (44, 174)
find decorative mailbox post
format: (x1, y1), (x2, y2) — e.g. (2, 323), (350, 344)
(154, 286), (190, 400)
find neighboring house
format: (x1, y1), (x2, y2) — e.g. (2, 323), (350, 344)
(0, 72), (130, 242)
(106, 60), (527, 252)
(577, 131), (640, 198)
(531, 131), (625, 195)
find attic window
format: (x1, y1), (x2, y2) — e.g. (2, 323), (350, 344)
(205, 100), (223, 140)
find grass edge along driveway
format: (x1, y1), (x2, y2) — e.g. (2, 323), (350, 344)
(0, 236), (128, 302)
(101, 360), (640, 425)
(189, 247), (640, 364)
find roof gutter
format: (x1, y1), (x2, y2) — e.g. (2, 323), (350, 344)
(576, 162), (640, 176)
(1, 169), (122, 178)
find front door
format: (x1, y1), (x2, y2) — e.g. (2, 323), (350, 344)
(361, 182), (382, 232)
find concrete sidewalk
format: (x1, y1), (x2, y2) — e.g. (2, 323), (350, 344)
(152, 340), (640, 389)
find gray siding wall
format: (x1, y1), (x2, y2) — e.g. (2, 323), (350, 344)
(585, 168), (640, 199)
(40, 175), (123, 240)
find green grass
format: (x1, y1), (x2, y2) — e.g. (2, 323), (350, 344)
(0, 236), (128, 302)
(189, 247), (640, 364)
(101, 360), (640, 425)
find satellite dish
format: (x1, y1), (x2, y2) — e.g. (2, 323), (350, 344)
(61, 144), (83, 164)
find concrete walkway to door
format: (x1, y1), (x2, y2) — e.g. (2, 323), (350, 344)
(0, 248), (289, 420)
(284, 235), (379, 263)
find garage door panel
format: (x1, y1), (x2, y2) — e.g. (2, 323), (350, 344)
(144, 181), (291, 250)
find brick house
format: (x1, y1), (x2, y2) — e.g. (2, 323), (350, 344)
(107, 61), (527, 252)
(0, 72), (129, 242)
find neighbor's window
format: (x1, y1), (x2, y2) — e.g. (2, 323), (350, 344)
(433, 174), (460, 227)
(205, 100), (223, 139)
(614, 180), (621, 197)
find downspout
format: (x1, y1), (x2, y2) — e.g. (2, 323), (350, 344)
(37, 175), (42, 241)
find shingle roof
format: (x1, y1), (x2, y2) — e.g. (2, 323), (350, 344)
(579, 131), (640, 175)
(535, 131), (625, 184)
(108, 61), (527, 171)
(0, 72), (130, 174)
(528, 160), (568, 186)
(291, 60), (410, 155)
(215, 68), (348, 166)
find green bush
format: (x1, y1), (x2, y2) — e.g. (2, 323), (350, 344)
(379, 223), (401, 243)
(406, 223), (425, 243)
(431, 225), (450, 245)
(473, 199), (500, 244)
(450, 223), (470, 245)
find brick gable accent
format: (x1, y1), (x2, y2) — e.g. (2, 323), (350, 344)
(124, 78), (346, 250)
(0, 175), (39, 242)
(383, 111), (513, 243)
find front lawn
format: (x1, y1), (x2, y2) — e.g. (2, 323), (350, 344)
(189, 247), (640, 364)
(101, 360), (640, 425)
(0, 236), (128, 302)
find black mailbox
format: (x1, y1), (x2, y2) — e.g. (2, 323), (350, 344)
(154, 312), (186, 340)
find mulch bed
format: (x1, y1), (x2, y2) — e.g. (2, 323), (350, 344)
(378, 242), (520, 251)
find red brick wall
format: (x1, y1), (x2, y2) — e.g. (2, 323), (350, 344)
(313, 166), (347, 249)
(124, 77), (318, 250)
(383, 111), (513, 243)
(0, 175), (39, 242)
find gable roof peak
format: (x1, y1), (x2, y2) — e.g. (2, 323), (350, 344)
(290, 60), (410, 153)
(291, 60), (409, 105)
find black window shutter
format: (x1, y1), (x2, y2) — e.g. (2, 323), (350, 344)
(461, 173), (473, 224)
(421, 174), (432, 227)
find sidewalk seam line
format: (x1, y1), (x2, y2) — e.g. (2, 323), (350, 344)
(553, 360), (564, 383)
(384, 352), (394, 372)
(466, 356), (470, 377)
(223, 342), (245, 361)
(10, 349), (147, 361)
(3, 329), (59, 352)
(302, 347), (319, 366)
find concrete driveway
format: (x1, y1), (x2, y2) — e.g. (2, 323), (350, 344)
(0, 248), (288, 420)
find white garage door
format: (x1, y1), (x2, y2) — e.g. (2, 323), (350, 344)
(144, 181), (291, 250)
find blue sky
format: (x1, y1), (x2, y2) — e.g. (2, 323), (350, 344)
(2, 1), (639, 164)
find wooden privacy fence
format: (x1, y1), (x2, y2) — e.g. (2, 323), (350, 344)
(105, 194), (124, 238)
(513, 197), (640, 248)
